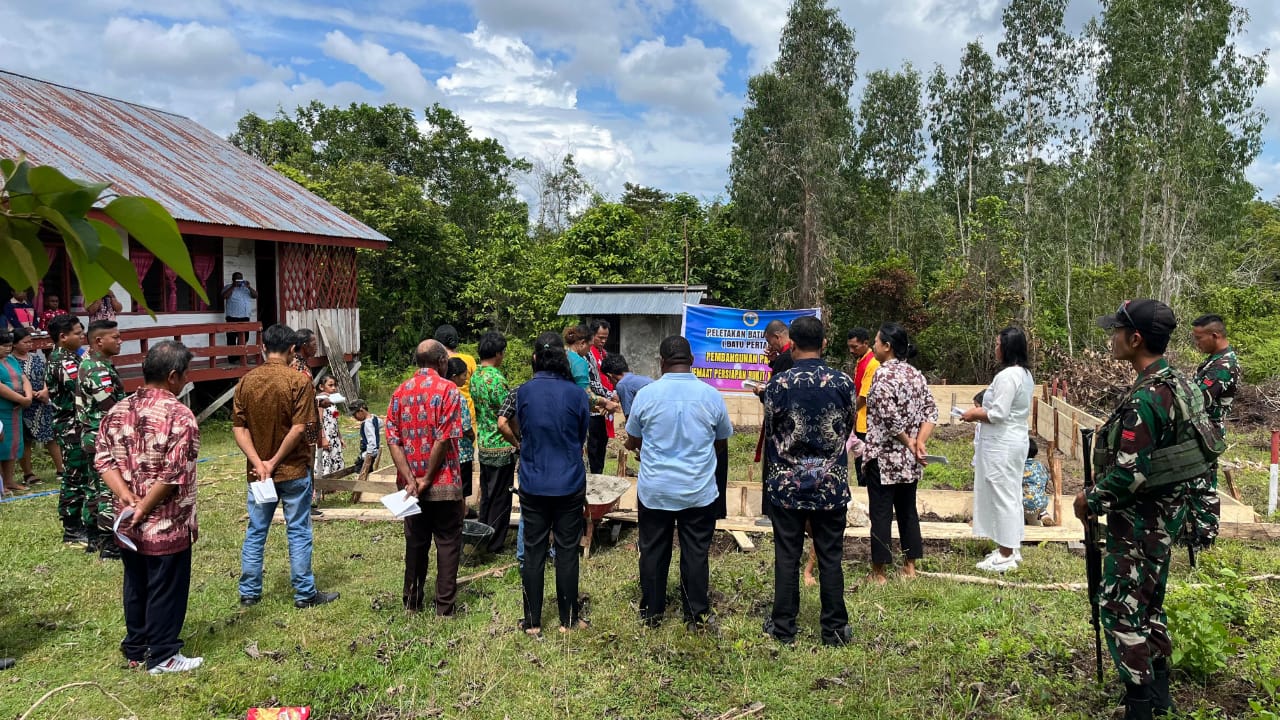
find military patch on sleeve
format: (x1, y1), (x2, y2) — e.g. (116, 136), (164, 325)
(1121, 430), (1136, 442)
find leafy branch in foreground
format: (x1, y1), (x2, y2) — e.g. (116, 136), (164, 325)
(1, 156), (204, 316)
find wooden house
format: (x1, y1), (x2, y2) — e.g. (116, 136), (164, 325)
(0, 70), (388, 406)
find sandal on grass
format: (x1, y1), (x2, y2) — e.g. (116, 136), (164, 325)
(23, 474), (39, 485)
(517, 619), (544, 641)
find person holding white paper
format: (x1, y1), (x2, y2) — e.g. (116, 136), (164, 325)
(94, 341), (204, 674)
(961, 327), (1035, 573)
(233, 325), (338, 610)
(386, 339), (466, 615)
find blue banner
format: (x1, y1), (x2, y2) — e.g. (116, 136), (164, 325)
(681, 305), (820, 392)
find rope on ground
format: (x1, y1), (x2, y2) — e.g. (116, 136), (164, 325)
(0, 489), (59, 505)
(918, 571), (1280, 591)
(917, 571), (1087, 591)
(18, 681), (139, 720)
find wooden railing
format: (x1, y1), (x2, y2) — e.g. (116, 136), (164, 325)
(1033, 389), (1103, 464)
(115, 321), (263, 392)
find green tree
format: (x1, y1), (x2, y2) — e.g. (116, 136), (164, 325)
(1092, 0), (1267, 303)
(419, 104), (530, 242)
(926, 42), (1007, 253)
(856, 63), (925, 252)
(729, 0), (857, 308)
(998, 0), (1077, 324)
(280, 162), (466, 362)
(536, 154), (591, 235)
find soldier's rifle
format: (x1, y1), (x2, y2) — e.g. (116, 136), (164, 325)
(1080, 427), (1105, 685)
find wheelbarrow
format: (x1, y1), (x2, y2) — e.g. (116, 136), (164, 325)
(461, 519), (495, 565)
(581, 452), (633, 558)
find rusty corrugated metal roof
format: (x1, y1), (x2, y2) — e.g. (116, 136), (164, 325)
(0, 71), (389, 244)
(558, 285), (707, 315)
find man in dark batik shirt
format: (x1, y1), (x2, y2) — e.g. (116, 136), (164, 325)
(761, 316), (855, 647)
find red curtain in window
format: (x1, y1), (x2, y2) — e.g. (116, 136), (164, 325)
(163, 266), (178, 312)
(191, 254), (217, 311)
(131, 249), (155, 312)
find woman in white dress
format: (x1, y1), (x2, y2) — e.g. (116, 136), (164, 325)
(962, 327), (1034, 573)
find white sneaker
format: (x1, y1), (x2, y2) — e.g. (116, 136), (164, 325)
(148, 653), (204, 674)
(983, 548), (1022, 562)
(976, 552), (1019, 574)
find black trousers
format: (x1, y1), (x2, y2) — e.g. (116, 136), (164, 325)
(638, 500), (716, 624)
(121, 547), (192, 668)
(711, 445), (729, 520)
(520, 491), (584, 629)
(460, 460), (474, 498)
(586, 415), (608, 474)
(226, 315), (249, 347)
(770, 505), (848, 641)
(865, 459), (924, 564)
(403, 499), (464, 615)
(477, 462), (514, 552)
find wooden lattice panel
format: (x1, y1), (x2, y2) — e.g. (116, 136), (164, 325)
(279, 243), (359, 312)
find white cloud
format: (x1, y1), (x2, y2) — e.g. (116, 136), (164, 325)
(692, 0), (789, 70)
(437, 24), (576, 109)
(102, 17), (283, 82)
(615, 37), (731, 116)
(321, 31), (437, 106)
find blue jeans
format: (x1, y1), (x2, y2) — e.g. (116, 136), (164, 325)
(239, 475), (318, 603)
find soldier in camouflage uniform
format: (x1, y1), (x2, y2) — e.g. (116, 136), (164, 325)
(45, 314), (87, 545)
(77, 319), (126, 558)
(1075, 300), (1222, 720)
(1186, 314), (1240, 550)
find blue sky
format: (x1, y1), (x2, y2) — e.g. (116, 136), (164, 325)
(1, 0), (1277, 206)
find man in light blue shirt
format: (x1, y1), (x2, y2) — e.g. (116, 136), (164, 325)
(221, 272), (257, 361)
(600, 353), (652, 419)
(624, 335), (732, 630)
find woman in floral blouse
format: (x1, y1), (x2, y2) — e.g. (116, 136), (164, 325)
(863, 322), (938, 585)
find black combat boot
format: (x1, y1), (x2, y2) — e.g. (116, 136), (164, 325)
(1151, 658), (1176, 717)
(1124, 681), (1153, 720)
(62, 520), (89, 547)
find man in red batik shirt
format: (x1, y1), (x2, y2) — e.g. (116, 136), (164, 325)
(386, 339), (466, 615)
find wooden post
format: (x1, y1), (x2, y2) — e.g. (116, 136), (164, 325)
(1049, 448), (1064, 526)
(1223, 468), (1242, 502)
(950, 392), (958, 425)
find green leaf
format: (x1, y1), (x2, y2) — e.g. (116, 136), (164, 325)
(28, 165), (83, 196)
(47, 183), (111, 217)
(2, 158), (31, 194)
(103, 196), (207, 303)
(34, 206), (101, 261)
(0, 220), (47, 292)
(90, 229), (150, 316)
(62, 235), (115, 302)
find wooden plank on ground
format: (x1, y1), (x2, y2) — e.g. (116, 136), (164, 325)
(196, 383), (239, 424)
(314, 477), (398, 495)
(729, 530), (756, 553)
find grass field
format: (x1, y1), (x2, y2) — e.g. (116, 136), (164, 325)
(2, 398), (1279, 720)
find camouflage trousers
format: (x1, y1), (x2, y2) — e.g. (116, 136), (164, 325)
(1181, 470), (1220, 550)
(82, 432), (115, 534)
(56, 431), (91, 529)
(1100, 490), (1188, 686)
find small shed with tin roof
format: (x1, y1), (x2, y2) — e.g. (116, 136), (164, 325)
(557, 284), (707, 379)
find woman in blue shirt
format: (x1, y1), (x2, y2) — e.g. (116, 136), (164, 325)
(509, 332), (591, 638)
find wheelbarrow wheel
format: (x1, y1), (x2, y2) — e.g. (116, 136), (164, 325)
(609, 522), (623, 543)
